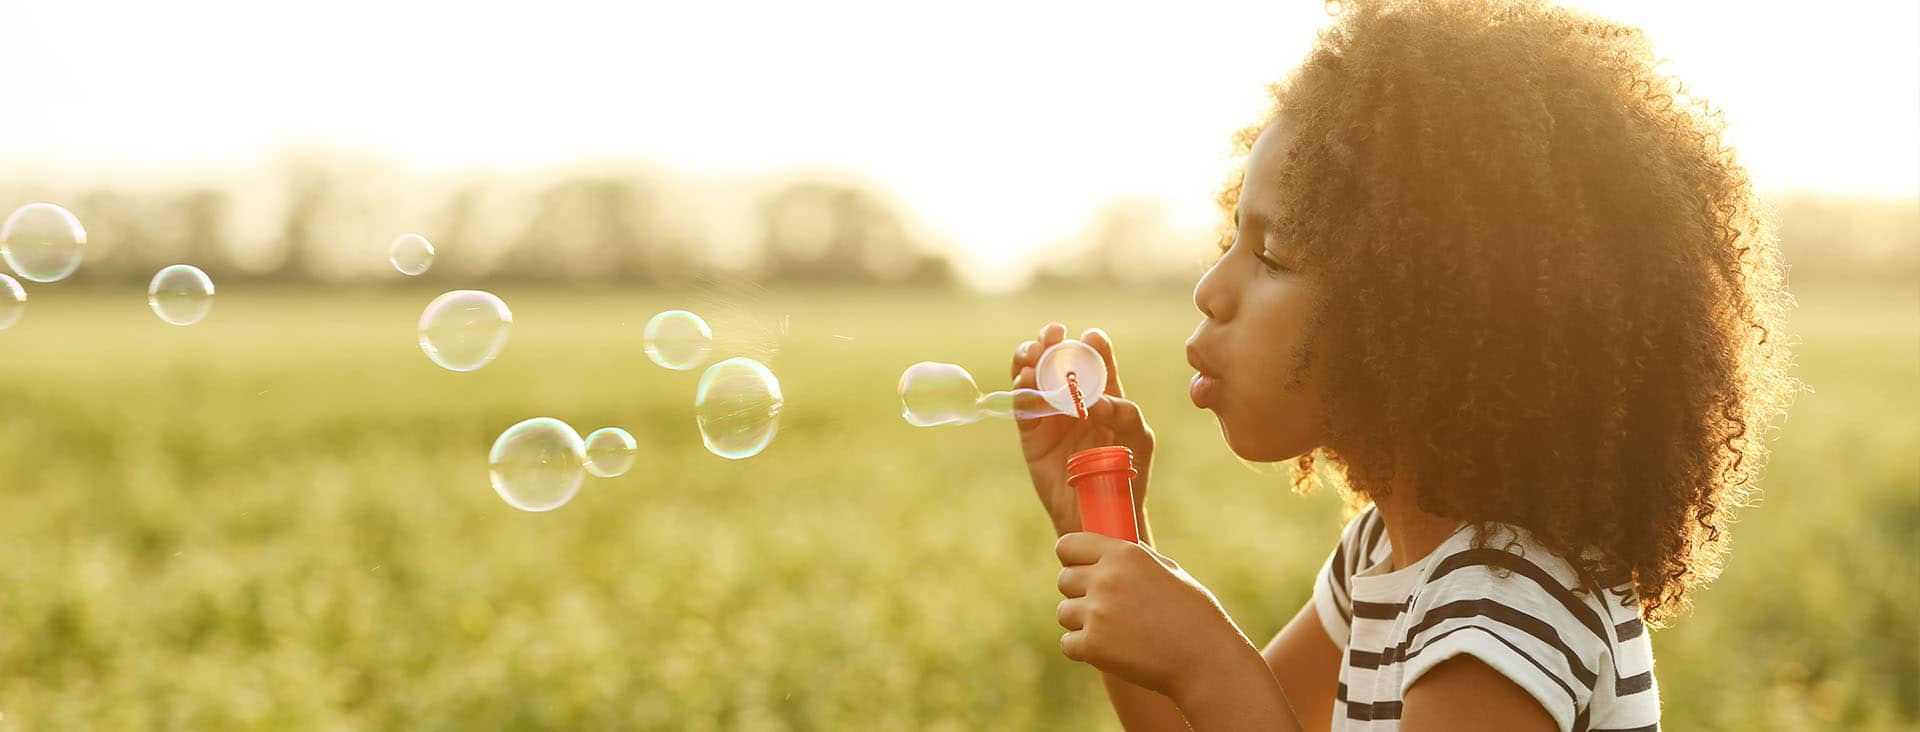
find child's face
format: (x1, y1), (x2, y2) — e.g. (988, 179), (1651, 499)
(1187, 118), (1326, 463)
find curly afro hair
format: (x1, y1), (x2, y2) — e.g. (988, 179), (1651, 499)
(1217, 0), (1799, 626)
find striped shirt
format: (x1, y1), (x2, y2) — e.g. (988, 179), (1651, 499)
(1312, 507), (1662, 732)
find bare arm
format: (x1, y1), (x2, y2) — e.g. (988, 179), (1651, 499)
(1400, 657), (1558, 731)
(1095, 531), (1340, 731)
(1099, 671), (1191, 731)
(1262, 602), (1345, 732)
(1095, 508), (1200, 731)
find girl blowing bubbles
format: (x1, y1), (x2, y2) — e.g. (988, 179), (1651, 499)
(1007, 1), (1796, 729)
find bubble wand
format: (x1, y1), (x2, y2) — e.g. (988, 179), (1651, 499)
(899, 340), (1137, 541)
(897, 340), (1109, 426)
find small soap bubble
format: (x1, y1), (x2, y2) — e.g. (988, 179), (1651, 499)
(694, 357), (784, 460)
(489, 417), (587, 511)
(147, 264), (215, 326)
(644, 310), (714, 371)
(1, 203), (87, 283)
(898, 362), (984, 427)
(389, 234), (435, 276)
(418, 290), (512, 372)
(0, 273), (24, 330)
(584, 427), (638, 478)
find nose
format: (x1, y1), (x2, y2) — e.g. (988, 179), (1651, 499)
(1193, 253), (1233, 322)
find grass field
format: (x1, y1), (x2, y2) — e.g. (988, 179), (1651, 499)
(0, 282), (1914, 730)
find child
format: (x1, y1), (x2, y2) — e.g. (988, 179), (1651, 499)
(1007, 1), (1795, 729)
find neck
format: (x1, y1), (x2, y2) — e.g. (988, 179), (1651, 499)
(1371, 489), (1464, 572)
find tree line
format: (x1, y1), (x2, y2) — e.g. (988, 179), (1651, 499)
(6, 155), (1912, 290)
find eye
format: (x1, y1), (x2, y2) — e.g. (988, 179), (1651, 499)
(1251, 245), (1291, 274)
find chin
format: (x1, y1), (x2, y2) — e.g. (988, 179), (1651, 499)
(1216, 416), (1313, 464)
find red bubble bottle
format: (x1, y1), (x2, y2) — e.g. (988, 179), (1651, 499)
(1065, 445), (1138, 542)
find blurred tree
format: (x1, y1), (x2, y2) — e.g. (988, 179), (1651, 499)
(20, 164), (1916, 291)
(171, 188), (232, 276)
(1772, 193), (1919, 284)
(504, 174), (679, 283)
(432, 183), (489, 279)
(65, 189), (149, 283)
(758, 181), (954, 286)
(271, 158), (339, 283)
(1031, 196), (1199, 289)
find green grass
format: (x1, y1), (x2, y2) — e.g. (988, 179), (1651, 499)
(0, 282), (1913, 730)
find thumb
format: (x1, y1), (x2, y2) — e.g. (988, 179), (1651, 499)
(1137, 541), (1183, 572)
(1079, 329), (1126, 398)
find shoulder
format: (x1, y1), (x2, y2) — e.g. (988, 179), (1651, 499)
(1398, 527), (1632, 732)
(1337, 505), (1391, 576)
(1312, 506), (1390, 645)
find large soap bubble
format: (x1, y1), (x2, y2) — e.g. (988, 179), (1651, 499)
(419, 290), (512, 372)
(898, 362), (984, 427)
(0, 274), (25, 330)
(1, 203), (87, 283)
(489, 417), (587, 512)
(644, 309), (713, 371)
(899, 340), (1107, 427)
(694, 357), (784, 459)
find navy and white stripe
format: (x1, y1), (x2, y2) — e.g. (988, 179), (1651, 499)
(1311, 507), (1661, 731)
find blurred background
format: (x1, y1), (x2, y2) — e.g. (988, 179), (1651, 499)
(1, 1), (1914, 729)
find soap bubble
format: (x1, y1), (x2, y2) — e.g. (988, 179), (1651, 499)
(1, 203), (87, 283)
(899, 362), (1062, 426)
(694, 357), (784, 459)
(419, 290), (511, 372)
(0, 273), (24, 330)
(147, 264), (215, 326)
(584, 427), (638, 478)
(389, 234), (435, 276)
(972, 388), (1065, 421)
(899, 341), (1107, 428)
(899, 362), (985, 427)
(489, 417), (587, 511)
(644, 309), (713, 371)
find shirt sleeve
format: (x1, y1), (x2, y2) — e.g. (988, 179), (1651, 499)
(1396, 547), (1614, 732)
(1310, 506), (1381, 649)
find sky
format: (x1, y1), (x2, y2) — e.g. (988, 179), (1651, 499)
(4, 0), (1916, 287)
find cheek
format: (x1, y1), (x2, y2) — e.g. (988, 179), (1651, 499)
(1220, 370), (1323, 462)
(1219, 284), (1323, 460)
(1241, 284), (1317, 389)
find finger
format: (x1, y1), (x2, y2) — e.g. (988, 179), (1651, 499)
(1060, 630), (1088, 663)
(1056, 598), (1087, 631)
(1108, 397), (1145, 432)
(1080, 328), (1126, 398)
(1056, 531), (1123, 566)
(1010, 340), (1038, 380)
(1040, 322), (1066, 350)
(1057, 565), (1090, 598)
(1086, 397), (1146, 436)
(1015, 366), (1037, 390)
